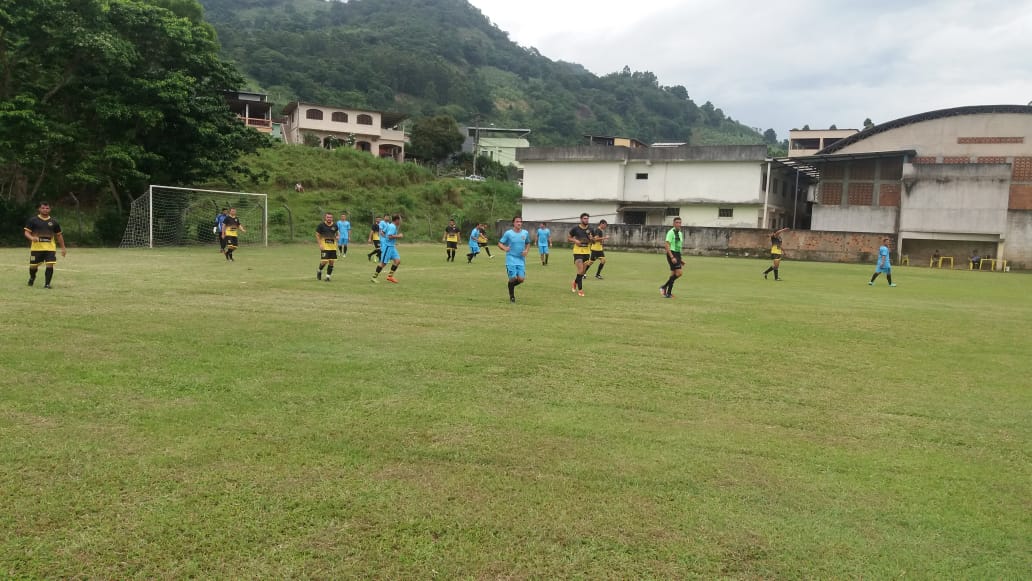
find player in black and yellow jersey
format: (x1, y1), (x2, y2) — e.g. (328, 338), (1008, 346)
(477, 224), (493, 258)
(367, 217), (382, 261)
(762, 226), (791, 281)
(24, 201), (67, 288)
(221, 207), (245, 261)
(443, 218), (460, 262)
(583, 219), (609, 279)
(316, 212), (340, 281)
(567, 212), (592, 296)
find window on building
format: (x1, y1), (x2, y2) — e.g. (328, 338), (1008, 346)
(357, 114), (373, 125)
(718, 208), (733, 218)
(664, 207), (679, 217)
(636, 173), (649, 180)
(331, 112), (348, 122)
(623, 211), (646, 225)
(306, 109), (324, 120)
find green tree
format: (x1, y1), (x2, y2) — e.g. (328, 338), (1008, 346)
(763, 128), (778, 144)
(863, 117), (875, 129)
(0, 0), (269, 209)
(409, 115), (464, 164)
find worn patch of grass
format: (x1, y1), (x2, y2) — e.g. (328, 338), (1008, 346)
(1, 245), (1029, 578)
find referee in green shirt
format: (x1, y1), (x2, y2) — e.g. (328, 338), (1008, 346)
(660, 217), (684, 298)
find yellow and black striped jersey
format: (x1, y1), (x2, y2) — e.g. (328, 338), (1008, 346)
(223, 216), (241, 237)
(25, 215), (61, 251)
(317, 222), (339, 251)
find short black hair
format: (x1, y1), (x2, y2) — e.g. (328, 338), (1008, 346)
(392, 214), (401, 221)
(512, 216), (521, 224)
(580, 212), (590, 219)
(599, 219), (607, 225)
(221, 207), (227, 212)
(38, 201), (50, 208)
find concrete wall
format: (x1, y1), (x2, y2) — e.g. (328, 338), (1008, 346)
(678, 204), (763, 228)
(521, 201), (619, 223)
(496, 222), (893, 264)
(900, 164), (1010, 234)
(812, 206), (898, 232)
(1005, 211), (1032, 268)
(522, 161), (624, 201)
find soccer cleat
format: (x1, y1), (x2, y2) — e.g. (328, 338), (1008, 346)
(775, 278), (782, 282)
(663, 293), (672, 299)
(325, 275), (331, 282)
(577, 290), (585, 297)
(889, 283), (897, 287)
(386, 275), (398, 284)
(572, 282), (578, 293)
(764, 272), (768, 279)
(317, 270), (322, 280)
(659, 286), (666, 296)
(27, 278), (35, 287)
(595, 275), (604, 280)
(868, 281), (874, 286)
(489, 255), (494, 259)
(510, 296), (516, 303)
(44, 284), (52, 289)
(371, 276), (379, 283)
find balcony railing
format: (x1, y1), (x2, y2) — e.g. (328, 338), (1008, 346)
(237, 116), (272, 132)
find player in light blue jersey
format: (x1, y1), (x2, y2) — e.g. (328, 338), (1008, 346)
(869, 236), (897, 287)
(336, 213), (351, 256)
(535, 222), (551, 265)
(466, 224), (482, 263)
(498, 216), (530, 303)
(372, 214), (403, 283)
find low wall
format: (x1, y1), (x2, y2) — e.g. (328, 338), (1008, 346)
(497, 222), (892, 264)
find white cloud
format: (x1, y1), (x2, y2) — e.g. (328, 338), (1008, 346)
(469, 0), (1032, 140)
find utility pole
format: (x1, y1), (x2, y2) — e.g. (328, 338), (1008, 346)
(472, 114), (481, 177)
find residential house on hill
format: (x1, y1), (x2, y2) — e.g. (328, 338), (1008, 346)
(281, 101), (408, 161)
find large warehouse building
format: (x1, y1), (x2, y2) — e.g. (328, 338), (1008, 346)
(789, 105), (1032, 269)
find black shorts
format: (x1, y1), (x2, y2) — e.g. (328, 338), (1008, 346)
(373, 240), (381, 249)
(590, 250), (605, 260)
(321, 249), (338, 261)
(446, 241), (458, 249)
(771, 253), (783, 261)
(573, 253), (590, 263)
(30, 251), (57, 265)
(667, 252), (683, 270)
(225, 236), (239, 249)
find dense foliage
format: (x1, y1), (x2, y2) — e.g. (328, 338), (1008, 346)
(200, 0), (767, 146)
(0, 0), (270, 211)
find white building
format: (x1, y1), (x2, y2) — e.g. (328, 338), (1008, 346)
(516, 144), (809, 228)
(281, 101), (408, 161)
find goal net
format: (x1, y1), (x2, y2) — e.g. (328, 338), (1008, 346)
(119, 185), (268, 248)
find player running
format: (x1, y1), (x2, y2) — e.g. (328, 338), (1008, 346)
(316, 213), (339, 281)
(585, 219), (609, 279)
(221, 207), (245, 261)
(467, 223), (482, 263)
(567, 212), (592, 296)
(869, 237), (897, 287)
(535, 222), (551, 265)
(498, 216), (530, 303)
(762, 226), (790, 281)
(366, 217), (381, 261)
(659, 217), (684, 298)
(372, 214), (403, 283)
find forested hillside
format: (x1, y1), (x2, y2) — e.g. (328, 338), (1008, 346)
(200, 0), (766, 146)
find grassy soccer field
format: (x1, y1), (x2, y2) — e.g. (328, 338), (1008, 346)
(1, 244), (1029, 578)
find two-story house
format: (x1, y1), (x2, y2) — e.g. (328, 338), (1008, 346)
(281, 101), (408, 161)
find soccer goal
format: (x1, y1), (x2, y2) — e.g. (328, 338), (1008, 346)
(119, 185), (268, 248)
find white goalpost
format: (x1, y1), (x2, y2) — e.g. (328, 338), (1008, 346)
(119, 185), (268, 248)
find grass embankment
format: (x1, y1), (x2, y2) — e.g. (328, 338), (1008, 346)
(2, 247), (1029, 577)
(228, 145), (522, 243)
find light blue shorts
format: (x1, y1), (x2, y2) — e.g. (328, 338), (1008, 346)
(469, 242), (480, 253)
(381, 246), (400, 263)
(538, 245), (549, 254)
(506, 264), (526, 279)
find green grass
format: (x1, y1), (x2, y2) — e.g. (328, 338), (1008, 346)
(1, 244), (1029, 578)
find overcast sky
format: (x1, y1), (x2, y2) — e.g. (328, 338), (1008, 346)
(467, 0), (1032, 141)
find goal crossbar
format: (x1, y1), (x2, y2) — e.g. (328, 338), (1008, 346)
(120, 185), (269, 248)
